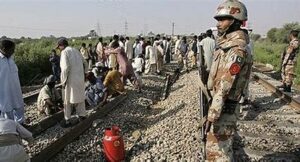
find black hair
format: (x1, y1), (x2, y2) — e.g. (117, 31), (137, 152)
(113, 35), (119, 41)
(82, 43), (86, 47)
(206, 29), (213, 37)
(198, 35), (203, 41)
(0, 39), (15, 51)
(125, 37), (129, 40)
(98, 37), (103, 42)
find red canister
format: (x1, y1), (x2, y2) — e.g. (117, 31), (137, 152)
(102, 126), (125, 162)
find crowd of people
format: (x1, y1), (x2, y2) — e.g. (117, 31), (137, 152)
(46, 33), (219, 124)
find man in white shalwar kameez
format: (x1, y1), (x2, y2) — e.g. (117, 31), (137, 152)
(175, 35), (182, 59)
(125, 37), (133, 62)
(0, 39), (25, 124)
(153, 40), (164, 74)
(144, 41), (157, 74)
(57, 38), (88, 127)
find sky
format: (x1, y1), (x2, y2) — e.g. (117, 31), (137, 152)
(0, 0), (299, 38)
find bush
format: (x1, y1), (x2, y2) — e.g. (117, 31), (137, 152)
(14, 37), (105, 85)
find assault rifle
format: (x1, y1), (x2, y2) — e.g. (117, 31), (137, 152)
(198, 47), (211, 161)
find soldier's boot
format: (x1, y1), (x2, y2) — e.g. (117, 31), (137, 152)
(284, 85), (292, 92)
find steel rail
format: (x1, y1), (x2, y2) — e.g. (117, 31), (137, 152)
(253, 74), (300, 110)
(31, 95), (127, 162)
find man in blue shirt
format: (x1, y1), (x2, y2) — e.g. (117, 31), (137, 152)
(0, 39), (25, 124)
(49, 49), (61, 81)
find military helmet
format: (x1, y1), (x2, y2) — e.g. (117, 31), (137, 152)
(214, 0), (248, 21)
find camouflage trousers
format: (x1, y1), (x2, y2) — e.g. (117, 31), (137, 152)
(206, 105), (240, 162)
(281, 64), (295, 86)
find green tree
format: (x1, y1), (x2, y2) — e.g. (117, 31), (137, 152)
(267, 28), (277, 42)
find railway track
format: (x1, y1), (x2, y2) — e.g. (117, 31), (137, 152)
(21, 63), (180, 161)
(234, 71), (300, 161)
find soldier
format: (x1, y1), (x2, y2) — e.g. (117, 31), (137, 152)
(279, 30), (299, 92)
(203, 0), (252, 161)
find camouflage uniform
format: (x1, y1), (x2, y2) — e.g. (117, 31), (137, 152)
(281, 38), (299, 86)
(206, 30), (252, 161)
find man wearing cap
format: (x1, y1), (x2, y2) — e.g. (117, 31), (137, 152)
(203, 0), (252, 161)
(279, 30), (299, 92)
(57, 38), (88, 127)
(0, 39), (25, 124)
(37, 75), (63, 116)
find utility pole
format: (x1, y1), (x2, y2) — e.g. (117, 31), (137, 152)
(172, 22), (175, 36)
(143, 24), (148, 37)
(125, 20), (128, 36)
(97, 21), (101, 36)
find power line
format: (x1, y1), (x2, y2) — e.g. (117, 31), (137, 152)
(97, 22), (102, 36)
(124, 20), (128, 36)
(172, 22), (175, 36)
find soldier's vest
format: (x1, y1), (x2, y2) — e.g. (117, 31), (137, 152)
(283, 39), (299, 66)
(208, 32), (252, 102)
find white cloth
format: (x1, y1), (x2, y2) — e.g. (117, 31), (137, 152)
(133, 43), (142, 58)
(0, 118), (33, 162)
(145, 45), (157, 64)
(162, 40), (167, 54)
(199, 37), (216, 71)
(175, 40), (182, 55)
(197, 41), (202, 54)
(64, 101), (86, 120)
(37, 85), (61, 112)
(119, 41), (124, 48)
(125, 40), (133, 60)
(60, 46), (87, 104)
(132, 57), (144, 72)
(96, 42), (103, 56)
(108, 54), (117, 69)
(154, 43), (164, 72)
(92, 67), (100, 78)
(0, 52), (24, 113)
(80, 47), (89, 60)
